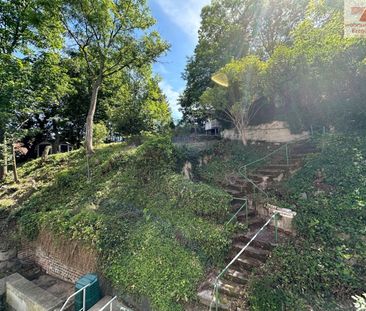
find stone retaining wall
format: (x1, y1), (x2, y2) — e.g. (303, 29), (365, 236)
(222, 121), (309, 143)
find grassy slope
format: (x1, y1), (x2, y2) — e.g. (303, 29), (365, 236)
(249, 134), (366, 310)
(0, 139), (233, 311)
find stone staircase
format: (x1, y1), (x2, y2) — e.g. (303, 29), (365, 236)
(197, 141), (318, 310)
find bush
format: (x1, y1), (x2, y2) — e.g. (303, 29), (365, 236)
(93, 122), (108, 145)
(134, 136), (174, 181)
(161, 174), (231, 219)
(104, 222), (204, 311)
(249, 134), (366, 309)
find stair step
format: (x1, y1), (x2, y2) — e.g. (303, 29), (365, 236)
(246, 217), (265, 228)
(263, 164), (297, 170)
(247, 173), (267, 181)
(89, 297), (113, 311)
(197, 290), (230, 310)
(216, 279), (244, 298)
(225, 269), (249, 285)
(232, 243), (270, 261)
(236, 210), (256, 220)
(233, 256), (262, 271)
(225, 188), (244, 196)
(255, 169), (286, 177)
(89, 296), (129, 311)
(233, 233), (274, 251)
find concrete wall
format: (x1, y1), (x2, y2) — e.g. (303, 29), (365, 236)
(256, 203), (297, 233)
(6, 273), (63, 311)
(222, 121), (309, 143)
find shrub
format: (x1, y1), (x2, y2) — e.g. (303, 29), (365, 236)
(104, 222), (204, 311)
(134, 136), (174, 181)
(161, 174), (231, 219)
(93, 122), (108, 145)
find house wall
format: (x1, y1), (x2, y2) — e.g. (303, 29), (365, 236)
(222, 121), (309, 143)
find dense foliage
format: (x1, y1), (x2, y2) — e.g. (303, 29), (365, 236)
(8, 137), (232, 310)
(182, 0), (366, 136)
(0, 0), (171, 181)
(248, 134), (366, 310)
(179, 0), (308, 122)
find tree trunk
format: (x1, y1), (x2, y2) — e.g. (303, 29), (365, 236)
(1, 135), (8, 180)
(42, 145), (52, 163)
(11, 143), (19, 184)
(239, 127), (248, 146)
(85, 75), (103, 155)
(52, 124), (60, 154)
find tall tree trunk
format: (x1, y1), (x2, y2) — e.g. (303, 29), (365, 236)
(240, 128), (248, 146)
(236, 121), (248, 146)
(2, 135), (8, 180)
(11, 143), (19, 184)
(85, 75), (103, 155)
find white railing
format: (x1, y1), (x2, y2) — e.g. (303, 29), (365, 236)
(99, 296), (133, 311)
(99, 296), (117, 311)
(60, 283), (91, 311)
(209, 212), (279, 311)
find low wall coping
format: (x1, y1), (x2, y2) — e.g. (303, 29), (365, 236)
(6, 273), (63, 311)
(266, 204), (297, 218)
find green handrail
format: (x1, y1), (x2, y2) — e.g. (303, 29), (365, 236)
(226, 198), (248, 226)
(209, 128), (326, 310)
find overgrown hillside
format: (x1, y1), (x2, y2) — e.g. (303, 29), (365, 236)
(249, 134), (366, 310)
(0, 137), (233, 311)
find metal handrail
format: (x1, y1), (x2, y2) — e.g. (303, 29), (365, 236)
(239, 128), (324, 179)
(100, 296), (117, 311)
(227, 197), (247, 226)
(60, 283), (91, 311)
(242, 143), (290, 173)
(209, 128), (326, 310)
(99, 296), (133, 311)
(210, 212), (280, 311)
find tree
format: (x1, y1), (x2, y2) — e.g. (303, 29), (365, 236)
(60, 0), (168, 154)
(179, 0), (258, 123)
(252, 0), (307, 57)
(201, 55), (267, 145)
(266, 1), (366, 132)
(0, 0), (63, 181)
(179, 0), (308, 123)
(107, 68), (172, 135)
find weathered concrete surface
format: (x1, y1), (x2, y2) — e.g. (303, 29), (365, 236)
(0, 277), (5, 296)
(6, 273), (63, 311)
(257, 203), (297, 233)
(222, 121), (309, 143)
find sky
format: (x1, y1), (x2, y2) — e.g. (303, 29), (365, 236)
(149, 0), (211, 121)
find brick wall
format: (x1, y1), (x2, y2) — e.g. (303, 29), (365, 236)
(18, 233), (97, 283)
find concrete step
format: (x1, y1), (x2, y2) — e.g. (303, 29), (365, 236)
(232, 255), (262, 271)
(225, 187), (245, 196)
(236, 210), (256, 221)
(225, 269), (249, 285)
(89, 296), (113, 311)
(233, 233), (274, 251)
(232, 243), (270, 261)
(262, 164), (297, 170)
(89, 296), (129, 311)
(216, 279), (244, 298)
(246, 217), (266, 229)
(197, 289), (230, 310)
(247, 174), (266, 182)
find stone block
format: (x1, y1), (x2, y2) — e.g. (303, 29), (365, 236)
(256, 203), (297, 233)
(6, 273), (63, 311)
